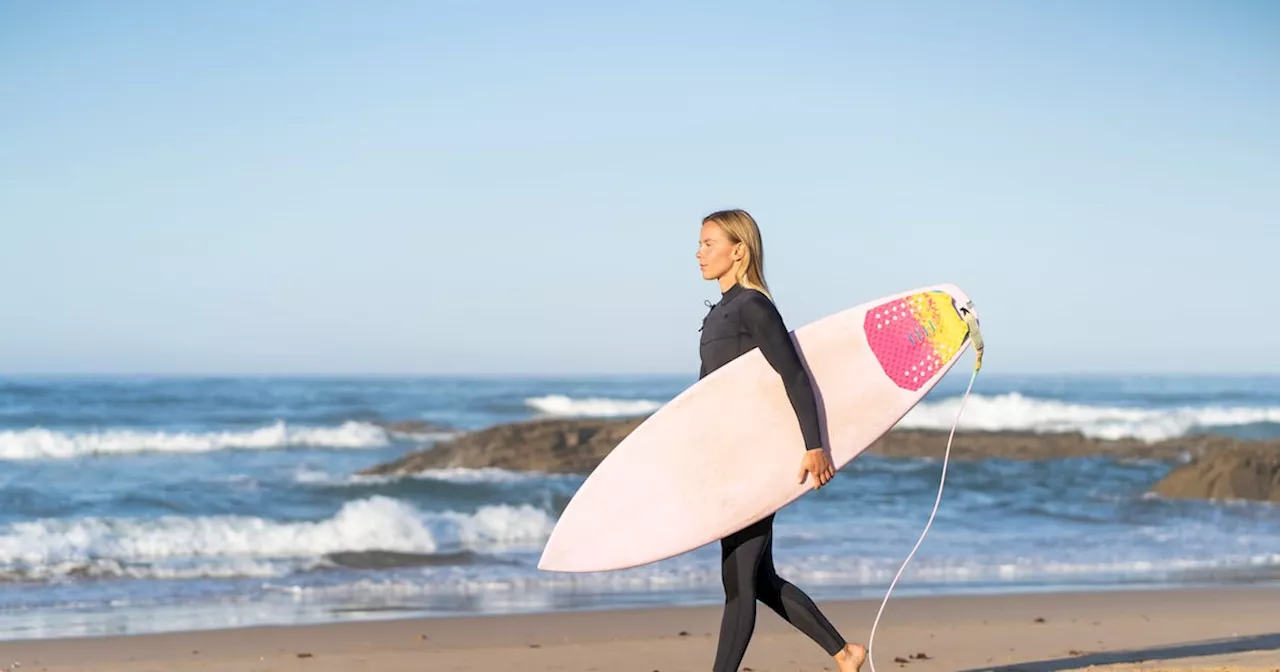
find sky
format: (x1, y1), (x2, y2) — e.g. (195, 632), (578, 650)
(1, 1), (1276, 376)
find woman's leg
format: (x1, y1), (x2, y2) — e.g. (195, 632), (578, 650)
(753, 516), (846, 655)
(712, 514), (771, 672)
(713, 514), (864, 671)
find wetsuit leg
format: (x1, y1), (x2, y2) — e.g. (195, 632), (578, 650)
(712, 514), (847, 672)
(713, 515), (770, 672)
(755, 519), (847, 656)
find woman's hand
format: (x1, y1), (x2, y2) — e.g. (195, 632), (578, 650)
(798, 447), (836, 490)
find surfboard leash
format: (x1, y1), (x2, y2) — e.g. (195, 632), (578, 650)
(866, 301), (984, 672)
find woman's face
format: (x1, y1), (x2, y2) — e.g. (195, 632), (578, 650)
(696, 221), (740, 281)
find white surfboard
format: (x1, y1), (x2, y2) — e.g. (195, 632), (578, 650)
(538, 283), (980, 573)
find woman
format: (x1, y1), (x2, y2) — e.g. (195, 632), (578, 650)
(696, 209), (867, 672)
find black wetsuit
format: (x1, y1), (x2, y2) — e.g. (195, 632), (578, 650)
(698, 283), (847, 670)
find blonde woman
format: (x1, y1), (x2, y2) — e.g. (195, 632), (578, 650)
(695, 209), (867, 672)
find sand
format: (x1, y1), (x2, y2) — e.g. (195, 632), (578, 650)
(1, 586), (1277, 671)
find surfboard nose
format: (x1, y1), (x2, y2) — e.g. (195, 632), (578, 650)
(537, 510), (627, 573)
(933, 283), (972, 311)
(537, 537), (583, 572)
(536, 522), (581, 572)
(536, 545), (560, 571)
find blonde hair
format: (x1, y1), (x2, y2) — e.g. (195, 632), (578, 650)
(702, 208), (771, 299)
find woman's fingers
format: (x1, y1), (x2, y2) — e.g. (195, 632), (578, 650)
(801, 451), (836, 490)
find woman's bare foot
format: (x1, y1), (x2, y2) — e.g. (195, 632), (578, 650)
(834, 643), (867, 672)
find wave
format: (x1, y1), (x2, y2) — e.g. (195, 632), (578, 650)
(0, 420), (403, 460)
(293, 466), (574, 487)
(522, 392), (1280, 442)
(272, 551), (1280, 602)
(900, 393), (1280, 442)
(525, 395), (662, 418)
(0, 497), (554, 581)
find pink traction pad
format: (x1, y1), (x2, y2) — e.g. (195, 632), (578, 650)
(863, 290), (968, 392)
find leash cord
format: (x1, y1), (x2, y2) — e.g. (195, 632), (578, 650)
(866, 362), (979, 672)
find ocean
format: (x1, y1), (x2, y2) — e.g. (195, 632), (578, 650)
(1, 374), (1279, 641)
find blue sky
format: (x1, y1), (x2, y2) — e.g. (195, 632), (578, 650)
(1, 1), (1276, 375)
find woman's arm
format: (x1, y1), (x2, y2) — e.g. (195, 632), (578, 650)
(739, 294), (822, 450)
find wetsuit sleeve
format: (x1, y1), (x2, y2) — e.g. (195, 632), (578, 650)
(740, 295), (822, 450)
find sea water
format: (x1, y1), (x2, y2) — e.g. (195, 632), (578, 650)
(1, 374), (1278, 640)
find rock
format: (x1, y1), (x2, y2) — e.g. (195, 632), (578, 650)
(356, 414), (1280, 477)
(868, 429), (1223, 462)
(357, 416), (645, 475)
(1152, 446), (1280, 502)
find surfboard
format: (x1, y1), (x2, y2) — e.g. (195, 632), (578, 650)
(537, 283), (980, 573)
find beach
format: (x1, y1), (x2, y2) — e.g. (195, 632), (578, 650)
(3, 587), (1277, 671)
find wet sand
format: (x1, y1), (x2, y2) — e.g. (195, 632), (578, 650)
(2, 586), (1277, 671)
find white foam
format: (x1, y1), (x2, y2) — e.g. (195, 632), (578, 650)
(294, 466), (566, 487)
(0, 497), (555, 580)
(272, 551), (1280, 601)
(403, 467), (565, 484)
(525, 395), (662, 417)
(898, 393), (1280, 442)
(1, 557), (292, 582)
(529, 392), (1280, 441)
(0, 420), (391, 460)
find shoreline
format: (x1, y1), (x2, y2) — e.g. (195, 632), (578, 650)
(3, 585), (1278, 671)
(7, 572), (1280, 645)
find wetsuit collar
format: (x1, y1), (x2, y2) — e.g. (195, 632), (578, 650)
(721, 282), (744, 301)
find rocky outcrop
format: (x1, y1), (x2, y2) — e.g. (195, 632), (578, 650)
(1152, 446), (1280, 502)
(358, 417), (645, 476)
(869, 430), (1230, 462)
(356, 415), (1280, 479)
